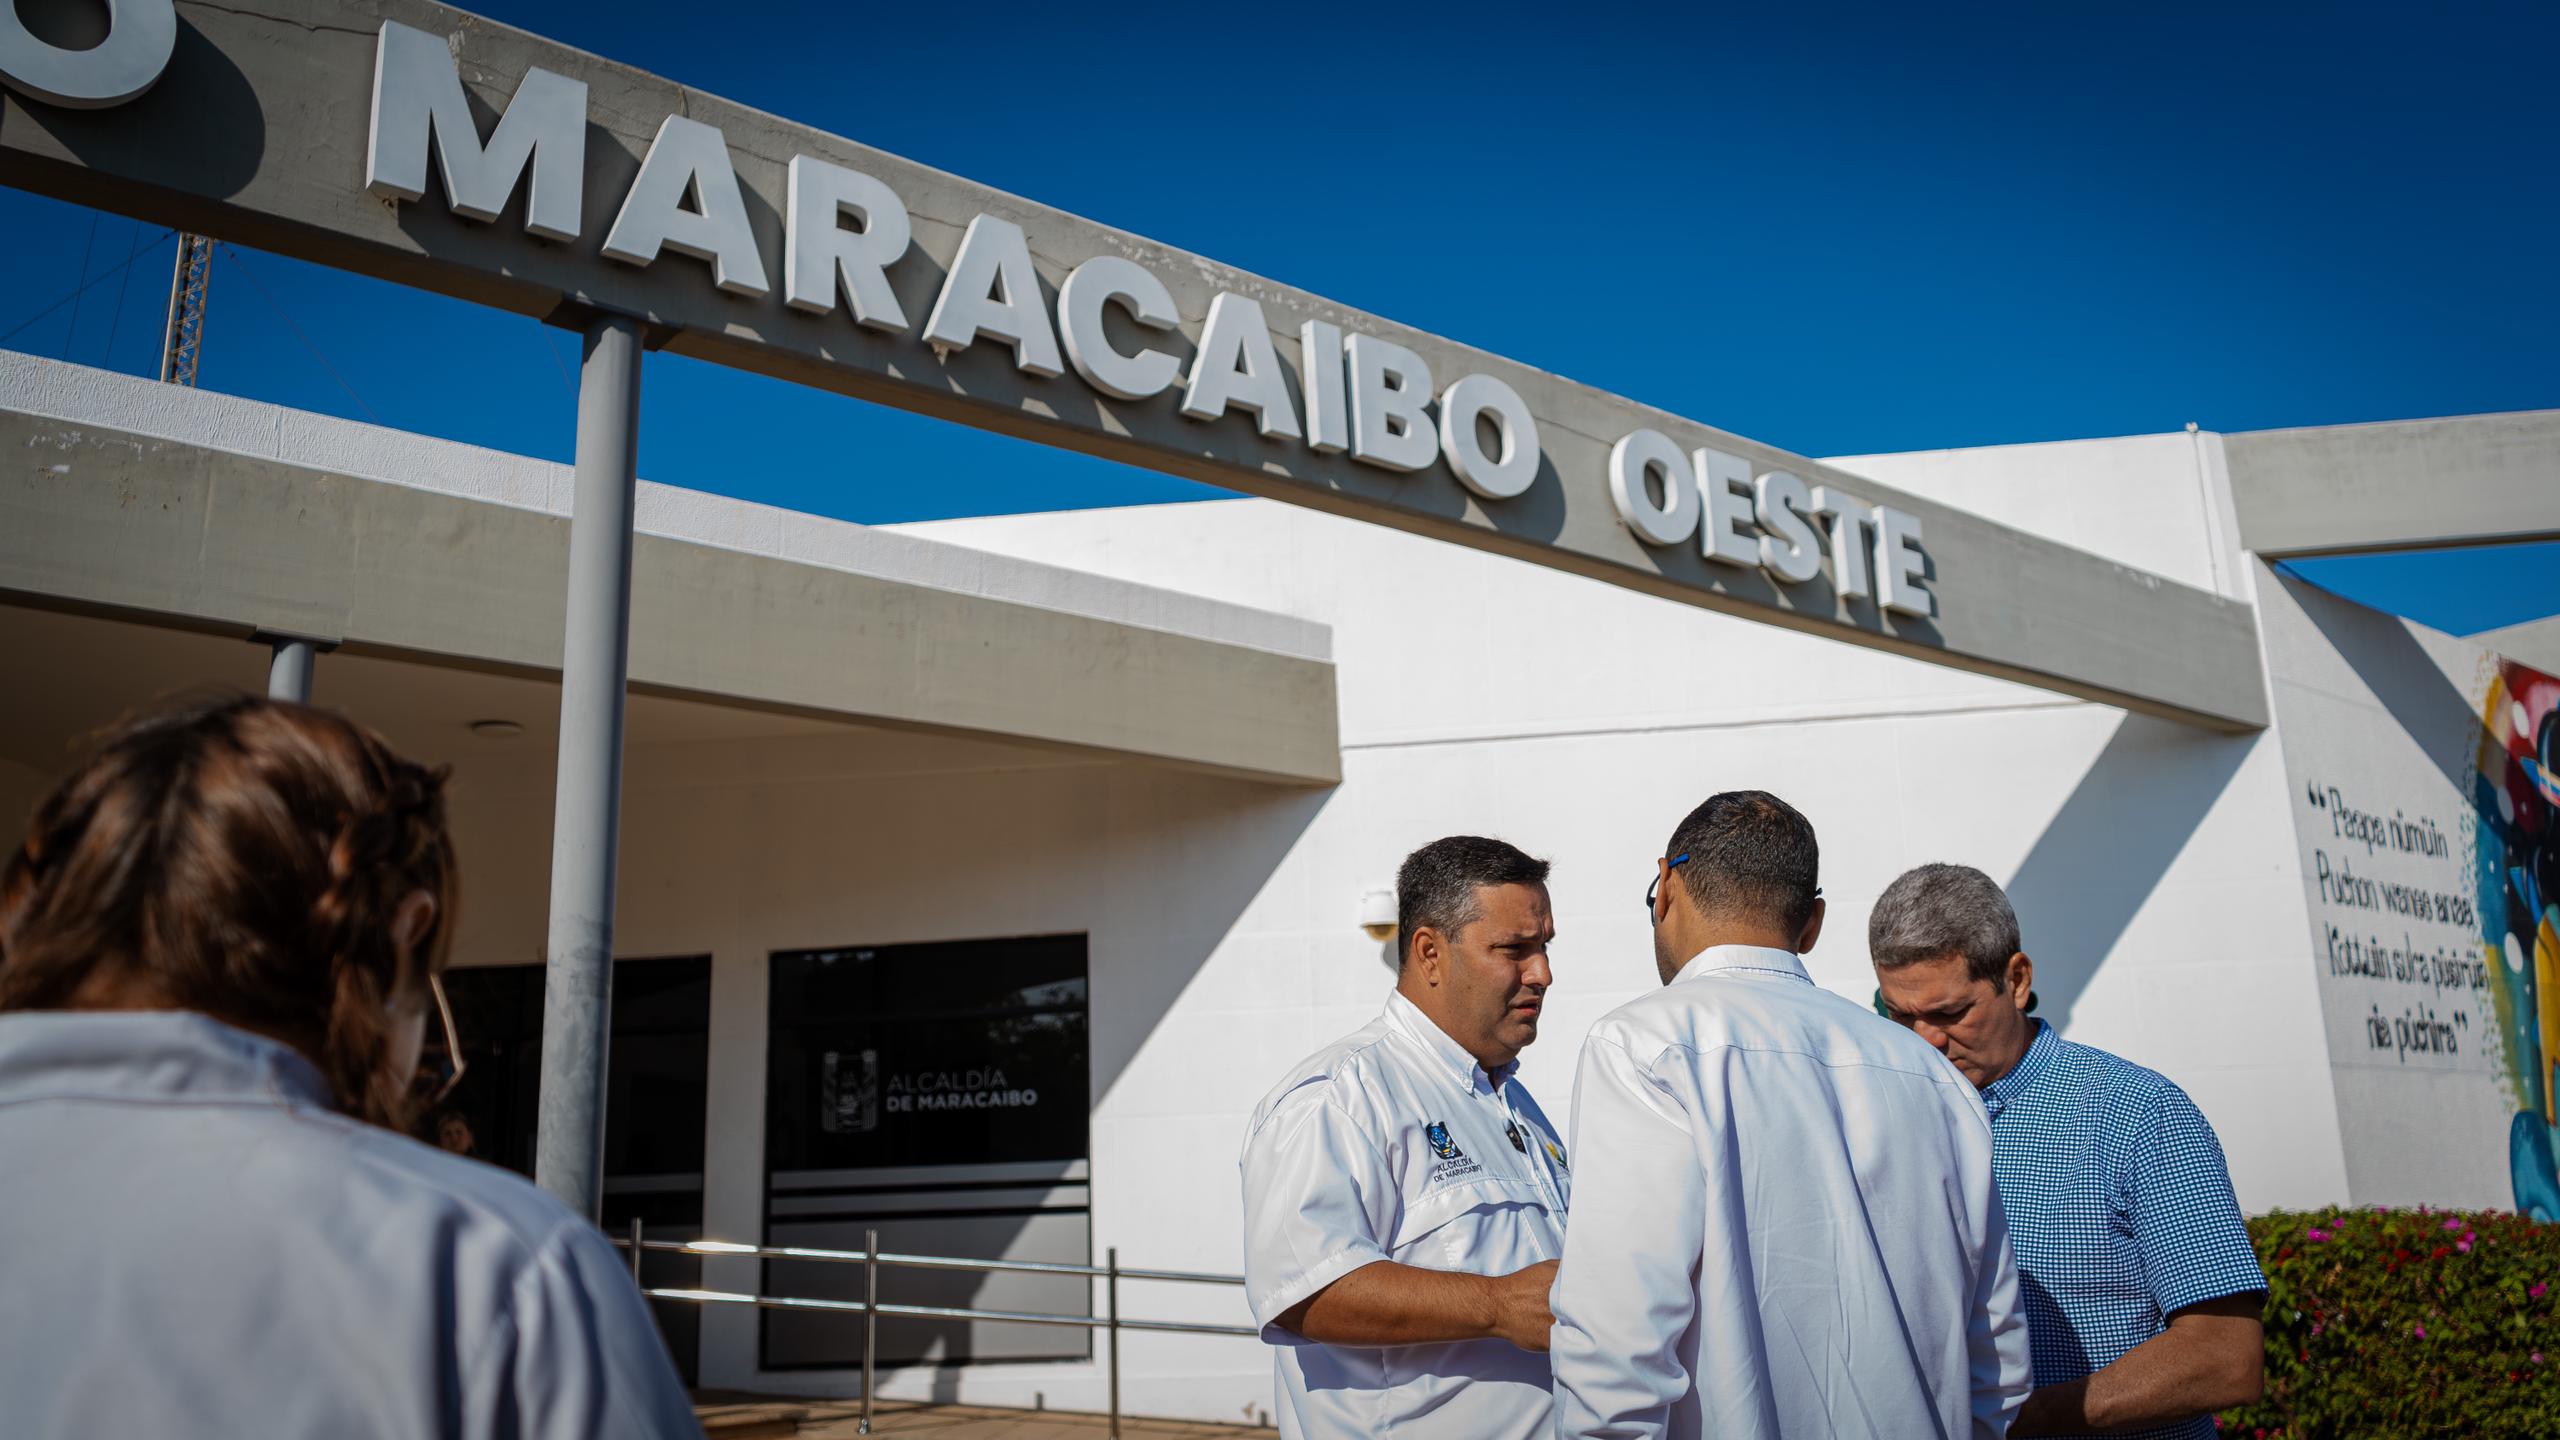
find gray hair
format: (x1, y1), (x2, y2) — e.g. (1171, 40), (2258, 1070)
(1868, 863), (2020, 984)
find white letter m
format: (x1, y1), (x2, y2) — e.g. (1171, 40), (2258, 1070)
(365, 21), (587, 242)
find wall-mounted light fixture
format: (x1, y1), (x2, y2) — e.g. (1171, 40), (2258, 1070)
(468, 718), (526, 740)
(1358, 886), (1397, 943)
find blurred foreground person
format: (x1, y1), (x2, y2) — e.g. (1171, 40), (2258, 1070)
(0, 695), (700, 1440)
(1550, 792), (2029, 1439)
(1240, 836), (1570, 1439)
(1869, 863), (2264, 1438)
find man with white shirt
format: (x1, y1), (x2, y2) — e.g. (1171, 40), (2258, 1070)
(1241, 835), (1572, 1440)
(1550, 791), (2030, 1440)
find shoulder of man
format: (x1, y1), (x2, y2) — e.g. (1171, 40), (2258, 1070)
(1583, 975), (1711, 1051)
(2047, 1031), (2182, 1112)
(1591, 971), (1968, 1083)
(1243, 1014), (1398, 1144)
(2051, 1036), (2241, 1187)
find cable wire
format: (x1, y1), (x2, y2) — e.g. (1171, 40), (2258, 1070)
(217, 243), (381, 424)
(101, 219), (149, 370)
(537, 316), (575, 393)
(62, 212), (101, 361)
(0, 227), (176, 348)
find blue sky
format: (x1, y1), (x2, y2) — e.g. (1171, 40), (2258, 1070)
(4, 0), (2552, 633)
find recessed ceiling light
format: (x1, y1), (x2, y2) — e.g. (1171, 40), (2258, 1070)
(468, 719), (525, 739)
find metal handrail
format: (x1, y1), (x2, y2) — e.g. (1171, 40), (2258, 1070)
(613, 1222), (1256, 1438)
(620, 1235), (1242, 1286)
(630, 1284), (1256, 1335)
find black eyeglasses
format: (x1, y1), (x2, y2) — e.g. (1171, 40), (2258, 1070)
(1646, 853), (1690, 916)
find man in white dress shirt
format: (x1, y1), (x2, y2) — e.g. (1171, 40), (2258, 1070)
(1241, 835), (1573, 1440)
(1550, 791), (2030, 1440)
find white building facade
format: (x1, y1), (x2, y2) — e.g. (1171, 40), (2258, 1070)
(2, 353), (2551, 1423)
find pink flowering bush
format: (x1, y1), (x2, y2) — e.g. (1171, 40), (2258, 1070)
(2221, 1208), (2558, 1438)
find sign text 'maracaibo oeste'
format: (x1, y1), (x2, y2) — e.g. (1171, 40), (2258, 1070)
(1, 9), (1934, 616)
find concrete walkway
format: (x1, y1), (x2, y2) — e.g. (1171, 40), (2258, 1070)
(697, 1396), (1277, 1439)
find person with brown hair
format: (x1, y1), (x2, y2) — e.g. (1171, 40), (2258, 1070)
(0, 693), (700, 1439)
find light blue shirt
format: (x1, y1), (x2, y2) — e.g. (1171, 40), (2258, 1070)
(1549, 945), (2030, 1440)
(0, 1010), (702, 1440)
(1981, 1020), (2266, 1440)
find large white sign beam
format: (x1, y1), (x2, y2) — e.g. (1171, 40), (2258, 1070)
(2226, 410), (2560, 559)
(0, 0), (2267, 729)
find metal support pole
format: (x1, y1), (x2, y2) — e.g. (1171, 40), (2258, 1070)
(629, 1216), (645, 1287)
(859, 1227), (879, 1436)
(532, 314), (644, 1220)
(265, 637), (314, 703)
(1107, 1246), (1121, 1440)
(254, 632), (333, 704)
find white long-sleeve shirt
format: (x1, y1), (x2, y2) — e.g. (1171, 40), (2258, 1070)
(1549, 945), (2029, 1440)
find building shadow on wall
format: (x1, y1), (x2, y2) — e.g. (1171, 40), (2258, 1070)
(1087, 778), (1335, 1102)
(2004, 712), (2257, 1032)
(2276, 569), (2483, 793)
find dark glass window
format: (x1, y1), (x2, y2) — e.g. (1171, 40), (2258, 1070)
(439, 956), (711, 1180)
(761, 935), (1093, 1369)
(765, 935), (1089, 1172)
(436, 956), (711, 1382)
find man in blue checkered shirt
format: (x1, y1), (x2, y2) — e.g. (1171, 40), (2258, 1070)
(1867, 864), (2266, 1439)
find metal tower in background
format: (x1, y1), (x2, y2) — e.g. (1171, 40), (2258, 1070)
(157, 232), (213, 385)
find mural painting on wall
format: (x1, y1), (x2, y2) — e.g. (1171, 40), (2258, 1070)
(2277, 579), (2560, 1213)
(2477, 658), (2560, 1219)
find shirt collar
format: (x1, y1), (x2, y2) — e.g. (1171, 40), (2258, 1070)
(1980, 1018), (2057, 1111)
(1383, 990), (1515, 1092)
(1668, 944), (1813, 986)
(0, 1010), (333, 1110)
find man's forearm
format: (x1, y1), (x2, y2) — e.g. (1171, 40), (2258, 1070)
(2013, 1302), (2263, 1435)
(1278, 1259), (1538, 1348)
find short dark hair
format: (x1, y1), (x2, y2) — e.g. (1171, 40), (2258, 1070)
(1395, 836), (1550, 965)
(1663, 791), (1819, 935)
(1868, 863), (2020, 985)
